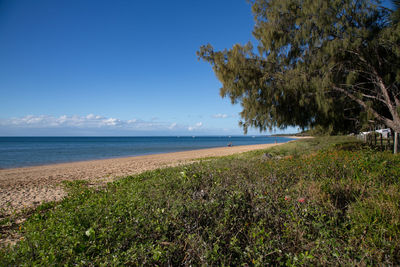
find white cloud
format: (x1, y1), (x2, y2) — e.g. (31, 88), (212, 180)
(168, 122), (177, 130)
(102, 118), (120, 126)
(57, 115), (68, 124)
(213, 113), (228, 119)
(86, 114), (95, 120)
(188, 122), (203, 131)
(0, 115), (227, 135)
(0, 114), (139, 129)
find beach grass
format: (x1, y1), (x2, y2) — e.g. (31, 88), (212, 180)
(1, 136), (400, 265)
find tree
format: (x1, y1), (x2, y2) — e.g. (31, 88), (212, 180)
(198, 0), (400, 135)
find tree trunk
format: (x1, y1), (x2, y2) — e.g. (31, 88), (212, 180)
(395, 132), (398, 154)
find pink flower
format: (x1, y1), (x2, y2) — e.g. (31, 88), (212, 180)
(284, 196), (291, 201)
(298, 197), (306, 203)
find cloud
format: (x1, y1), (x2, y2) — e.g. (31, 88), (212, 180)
(0, 114), (150, 129)
(188, 122), (203, 131)
(168, 122), (177, 130)
(213, 113), (228, 119)
(0, 115), (239, 135)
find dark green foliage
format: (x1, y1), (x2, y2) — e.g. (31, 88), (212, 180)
(198, 0), (400, 134)
(1, 137), (400, 265)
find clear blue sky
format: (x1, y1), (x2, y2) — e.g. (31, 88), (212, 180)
(0, 0), (392, 136)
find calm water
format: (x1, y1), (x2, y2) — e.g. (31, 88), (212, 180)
(0, 136), (294, 169)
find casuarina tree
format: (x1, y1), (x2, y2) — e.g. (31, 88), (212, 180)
(198, 0), (400, 136)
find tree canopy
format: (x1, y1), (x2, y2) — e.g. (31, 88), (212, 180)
(198, 0), (400, 134)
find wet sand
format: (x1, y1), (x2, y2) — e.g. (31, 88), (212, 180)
(0, 142), (290, 214)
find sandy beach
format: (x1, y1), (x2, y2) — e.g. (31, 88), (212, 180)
(0, 142), (290, 214)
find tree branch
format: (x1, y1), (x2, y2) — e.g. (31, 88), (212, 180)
(332, 85), (395, 128)
(337, 83), (386, 104)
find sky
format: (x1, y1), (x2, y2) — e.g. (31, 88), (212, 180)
(0, 0), (392, 136)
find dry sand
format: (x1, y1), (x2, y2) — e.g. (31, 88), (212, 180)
(0, 142), (292, 214)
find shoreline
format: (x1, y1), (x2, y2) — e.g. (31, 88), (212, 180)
(0, 142), (290, 214)
(0, 136), (299, 170)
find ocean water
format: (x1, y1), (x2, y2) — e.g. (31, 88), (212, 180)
(0, 136), (294, 169)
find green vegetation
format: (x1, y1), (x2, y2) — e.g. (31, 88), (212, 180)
(1, 137), (400, 265)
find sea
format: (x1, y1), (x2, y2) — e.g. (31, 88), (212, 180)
(0, 136), (294, 169)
